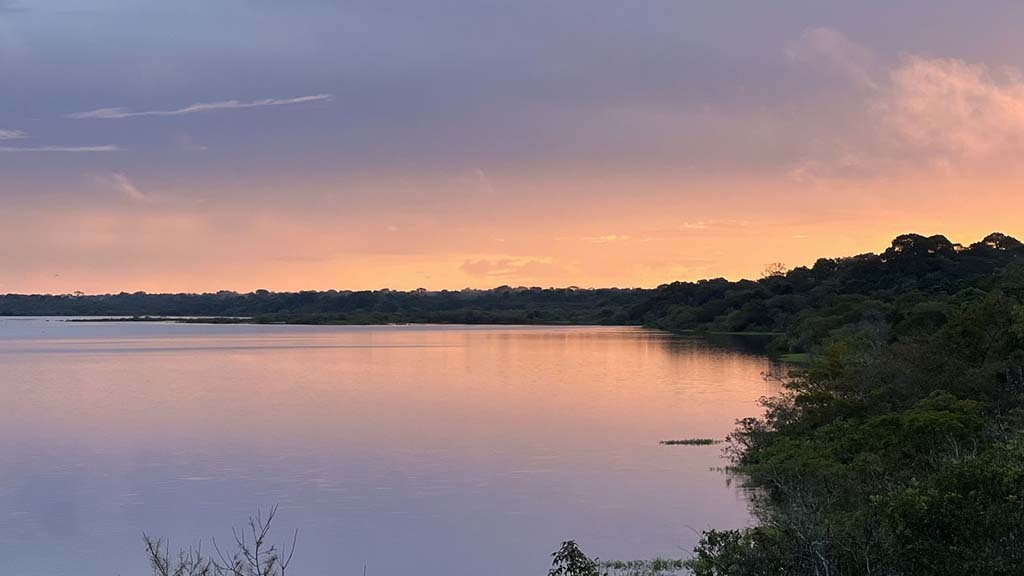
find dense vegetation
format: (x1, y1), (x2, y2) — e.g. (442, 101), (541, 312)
(0, 286), (645, 325)
(639, 232), (1024, 354)
(682, 237), (1024, 575)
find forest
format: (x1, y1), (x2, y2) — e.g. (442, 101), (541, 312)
(682, 236), (1024, 575)
(0, 285), (645, 325)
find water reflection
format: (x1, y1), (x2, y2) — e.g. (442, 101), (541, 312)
(0, 321), (778, 575)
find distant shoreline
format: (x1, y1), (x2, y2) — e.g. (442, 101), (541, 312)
(62, 315), (631, 327)
(59, 315), (785, 340)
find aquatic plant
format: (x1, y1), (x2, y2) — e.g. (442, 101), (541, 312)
(659, 438), (720, 446)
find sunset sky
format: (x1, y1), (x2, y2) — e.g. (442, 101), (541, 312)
(3, 1), (1024, 293)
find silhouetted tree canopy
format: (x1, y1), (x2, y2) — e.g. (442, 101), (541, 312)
(5, 233), (1024, 354)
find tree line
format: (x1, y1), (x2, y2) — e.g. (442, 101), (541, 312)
(7, 233), (1024, 346)
(0, 286), (645, 325)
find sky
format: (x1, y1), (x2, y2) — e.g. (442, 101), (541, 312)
(3, 0), (1024, 293)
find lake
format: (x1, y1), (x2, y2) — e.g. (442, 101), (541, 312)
(0, 319), (777, 575)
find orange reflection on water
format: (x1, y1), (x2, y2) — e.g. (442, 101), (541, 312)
(0, 322), (778, 576)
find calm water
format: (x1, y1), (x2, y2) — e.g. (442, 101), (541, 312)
(0, 319), (777, 576)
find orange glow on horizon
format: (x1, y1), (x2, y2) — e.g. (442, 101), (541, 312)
(3, 173), (1022, 294)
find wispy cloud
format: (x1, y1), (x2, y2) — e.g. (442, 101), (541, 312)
(474, 168), (496, 197)
(460, 257), (566, 281)
(788, 27), (1024, 179)
(786, 27), (878, 90)
(0, 129), (120, 153)
(68, 94), (332, 120)
(881, 55), (1024, 162)
(678, 219), (750, 231)
(0, 145), (120, 153)
(582, 234), (630, 244)
(110, 172), (147, 201)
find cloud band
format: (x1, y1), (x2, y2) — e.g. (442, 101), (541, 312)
(68, 94), (332, 120)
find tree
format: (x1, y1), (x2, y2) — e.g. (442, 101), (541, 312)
(144, 507), (296, 576)
(761, 262), (788, 280)
(549, 541), (603, 576)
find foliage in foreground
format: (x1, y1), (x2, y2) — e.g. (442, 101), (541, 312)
(550, 541), (603, 576)
(602, 558), (687, 576)
(145, 507), (296, 576)
(551, 542), (685, 576)
(686, 263), (1024, 575)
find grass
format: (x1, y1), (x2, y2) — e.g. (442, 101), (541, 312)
(659, 438), (720, 446)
